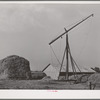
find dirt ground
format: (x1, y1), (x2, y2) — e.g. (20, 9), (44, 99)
(0, 79), (91, 89)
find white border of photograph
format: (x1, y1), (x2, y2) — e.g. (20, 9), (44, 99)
(0, 1), (100, 99)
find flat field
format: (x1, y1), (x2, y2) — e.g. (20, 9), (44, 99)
(0, 79), (91, 89)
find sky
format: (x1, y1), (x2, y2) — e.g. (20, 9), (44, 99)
(0, 2), (100, 71)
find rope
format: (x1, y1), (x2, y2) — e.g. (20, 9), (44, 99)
(68, 41), (81, 72)
(59, 37), (62, 61)
(50, 45), (61, 65)
(50, 45), (53, 65)
(68, 44), (77, 79)
(70, 54), (76, 78)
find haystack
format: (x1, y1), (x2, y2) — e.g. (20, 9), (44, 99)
(88, 73), (100, 84)
(31, 71), (46, 79)
(0, 55), (32, 79)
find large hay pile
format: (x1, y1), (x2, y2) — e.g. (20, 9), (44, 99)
(88, 73), (100, 84)
(0, 55), (32, 79)
(31, 71), (46, 79)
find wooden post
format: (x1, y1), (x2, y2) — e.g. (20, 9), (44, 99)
(89, 82), (92, 90)
(42, 64), (50, 72)
(65, 34), (69, 80)
(58, 47), (66, 80)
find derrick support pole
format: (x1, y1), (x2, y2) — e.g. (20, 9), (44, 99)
(65, 34), (69, 80)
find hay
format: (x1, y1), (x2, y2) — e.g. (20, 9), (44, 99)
(0, 55), (32, 79)
(42, 76), (53, 81)
(31, 71), (46, 79)
(70, 74), (90, 83)
(76, 74), (90, 83)
(88, 73), (100, 84)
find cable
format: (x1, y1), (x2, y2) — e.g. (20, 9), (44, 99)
(49, 45), (53, 65)
(50, 45), (61, 65)
(68, 41), (81, 72)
